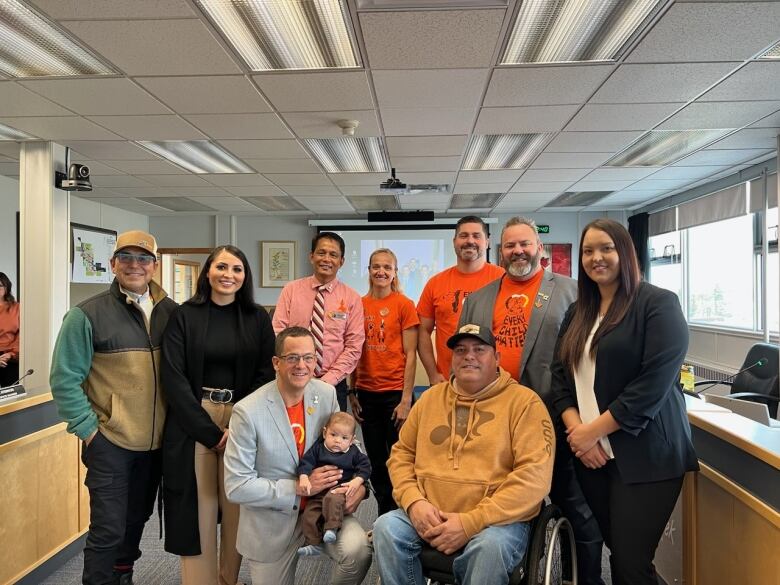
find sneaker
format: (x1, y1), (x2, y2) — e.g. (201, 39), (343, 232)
(323, 529), (337, 544)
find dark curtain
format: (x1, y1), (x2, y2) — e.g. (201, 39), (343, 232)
(628, 212), (649, 279)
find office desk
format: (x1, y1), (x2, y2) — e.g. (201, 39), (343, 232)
(0, 388), (88, 585)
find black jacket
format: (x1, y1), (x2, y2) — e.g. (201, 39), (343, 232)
(550, 282), (698, 484)
(161, 300), (275, 555)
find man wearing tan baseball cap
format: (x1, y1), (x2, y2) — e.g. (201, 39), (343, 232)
(50, 229), (177, 585)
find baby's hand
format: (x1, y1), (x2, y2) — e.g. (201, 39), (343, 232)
(344, 477), (364, 498)
(299, 475), (312, 496)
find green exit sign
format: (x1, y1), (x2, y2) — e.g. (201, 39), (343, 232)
(536, 225), (550, 234)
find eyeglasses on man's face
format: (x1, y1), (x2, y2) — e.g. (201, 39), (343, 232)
(278, 353), (317, 365)
(114, 252), (156, 266)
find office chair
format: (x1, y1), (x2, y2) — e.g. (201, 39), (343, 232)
(420, 503), (577, 585)
(693, 342), (779, 418)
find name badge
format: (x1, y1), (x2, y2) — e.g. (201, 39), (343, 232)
(330, 311), (348, 320)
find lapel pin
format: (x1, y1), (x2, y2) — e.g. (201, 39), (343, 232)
(307, 406), (315, 415)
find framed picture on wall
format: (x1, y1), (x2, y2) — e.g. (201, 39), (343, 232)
(542, 243), (572, 277)
(70, 223), (117, 284)
(260, 241), (296, 288)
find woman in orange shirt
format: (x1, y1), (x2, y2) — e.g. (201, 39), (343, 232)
(0, 272), (20, 388)
(349, 249), (419, 515)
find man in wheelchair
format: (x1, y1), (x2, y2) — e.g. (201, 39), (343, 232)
(373, 324), (555, 585)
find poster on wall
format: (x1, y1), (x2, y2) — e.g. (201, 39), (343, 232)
(542, 243), (572, 277)
(71, 223), (117, 284)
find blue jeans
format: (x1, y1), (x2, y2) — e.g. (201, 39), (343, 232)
(374, 509), (531, 585)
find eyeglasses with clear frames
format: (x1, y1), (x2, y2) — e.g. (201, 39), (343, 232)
(114, 252), (156, 266)
(279, 353), (317, 365)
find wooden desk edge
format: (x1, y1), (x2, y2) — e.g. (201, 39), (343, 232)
(0, 390), (53, 415)
(688, 410), (780, 470)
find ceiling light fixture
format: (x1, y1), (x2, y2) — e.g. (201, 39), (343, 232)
(450, 193), (502, 209)
(243, 195), (307, 212)
(546, 191), (613, 207)
(606, 129), (734, 167)
(501, 0), (663, 64)
(0, 121), (35, 140)
(304, 137), (389, 173)
(0, 0), (116, 77)
(137, 141), (254, 174)
(462, 134), (552, 170)
(194, 0), (360, 71)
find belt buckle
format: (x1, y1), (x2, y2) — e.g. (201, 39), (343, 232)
(223, 389), (233, 403)
(208, 389), (232, 403)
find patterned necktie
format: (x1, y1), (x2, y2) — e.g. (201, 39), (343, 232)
(310, 284), (326, 376)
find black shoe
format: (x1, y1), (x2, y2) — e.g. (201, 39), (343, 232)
(114, 571), (133, 585)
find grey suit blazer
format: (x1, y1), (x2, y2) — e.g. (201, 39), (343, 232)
(224, 378), (339, 562)
(458, 270), (577, 409)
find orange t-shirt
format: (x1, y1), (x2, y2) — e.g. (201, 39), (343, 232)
(286, 401), (306, 508)
(492, 270), (545, 381)
(417, 263), (505, 378)
(355, 292), (420, 391)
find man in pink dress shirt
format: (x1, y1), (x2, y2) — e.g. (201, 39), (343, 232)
(272, 232), (365, 411)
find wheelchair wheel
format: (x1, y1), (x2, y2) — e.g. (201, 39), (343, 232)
(525, 506), (577, 585)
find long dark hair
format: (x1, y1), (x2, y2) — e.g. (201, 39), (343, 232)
(0, 272), (15, 304)
(188, 245), (256, 312)
(559, 219), (641, 370)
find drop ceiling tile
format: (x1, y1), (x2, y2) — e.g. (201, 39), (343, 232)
(90, 175), (154, 188)
(0, 117), (121, 140)
(381, 108), (475, 136)
(360, 9), (505, 69)
(677, 148), (773, 166)
(202, 174), (272, 187)
(520, 168), (592, 182)
(493, 192), (558, 210)
(475, 106), (579, 133)
(295, 196), (354, 211)
(282, 186), (341, 197)
(389, 156), (462, 172)
(0, 82), (72, 116)
(0, 143), (19, 158)
(337, 185), (387, 196)
(750, 108), (780, 129)
(184, 114), (292, 140)
(83, 197), (175, 213)
(625, 178), (695, 190)
(373, 69), (489, 108)
(647, 166), (728, 180)
(530, 152), (613, 169)
(400, 172), (457, 184)
(105, 187), (171, 196)
(453, 183), (512, 194)
(330, 173), (387, 186)
(222, 185), (287, 197)
(253, 71), (373, 112)
(282, 110), (380, 138)
(583, 167), (660, 181)
(217, 139), (308, 159)
(188, 196), (258, 212)
(264, 174), (331, 186)
(510, 181), (574, 193)
(627, 2), (780, 63)
(29, 0), (195, 18)
(64, 20), (241, 75)
(246, 159), (321, 173)
(565, 103), (684, 131)
(484, 65), (614, 107)
(706, 128), (780, 150)
(21, 79), (170, 116)
(136, 76), (270, 114)
(658, 101), (780, 130)
(98, 160), (187, 174)
(385, 136), (467, 158)
(701, 62), (780, 102)
(87, 115), (205, 140)
(142, 174), (210, 187)
(591, 63), (737, 104)
(546, 131), (643, 153)
(568, 180), (635, 190)
(457, 170), (523, 183)
(165, 186), (233, 196)
(63, 141), (157, 160)
(607, 188), (667, 198)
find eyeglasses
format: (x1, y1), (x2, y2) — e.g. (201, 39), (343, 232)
(452, 345), (492, 357)
(114, 252), (156, 266)
(278, 353), (317, 365)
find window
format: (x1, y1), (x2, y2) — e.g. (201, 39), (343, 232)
(648, 231), (682, 302)
(765, 207), (778, 333)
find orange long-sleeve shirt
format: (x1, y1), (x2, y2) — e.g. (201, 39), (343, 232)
(0, 302), (20, 359)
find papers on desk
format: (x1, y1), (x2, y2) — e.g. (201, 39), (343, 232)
(0, 384), (26, 401)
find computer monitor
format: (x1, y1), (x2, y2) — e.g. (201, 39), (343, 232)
(704, 394), (780, 428)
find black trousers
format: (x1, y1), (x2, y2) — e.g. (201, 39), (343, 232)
(356, 389), (402, 516)
(549, 438), (605, 585)
(335, 379), (348, 412)
(574, 459), (684, 585)
(0, 359), (19, 387)
(81, 431), (162, 585)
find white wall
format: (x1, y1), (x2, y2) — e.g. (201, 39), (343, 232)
(0, 175), (19, 291)
(69, 196), (150, 307)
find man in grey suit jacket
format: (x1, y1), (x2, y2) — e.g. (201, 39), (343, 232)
(458, 216), (605, 585)
(224, 327), (371, 585)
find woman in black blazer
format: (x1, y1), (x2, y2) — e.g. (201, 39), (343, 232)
(162, 245), (275, 585)
(550, 219), (698, 585)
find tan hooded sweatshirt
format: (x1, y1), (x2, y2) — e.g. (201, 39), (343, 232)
(388, 368), (555, 538)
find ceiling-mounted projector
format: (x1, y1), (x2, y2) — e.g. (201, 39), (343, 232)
(380, 167), (407, 194)
(380, 167), (449, 195)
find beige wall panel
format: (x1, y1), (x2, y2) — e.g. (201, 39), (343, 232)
(695, 475), (735, 585)
(37, 432), (80, 553)
(733, 497), (780, 581)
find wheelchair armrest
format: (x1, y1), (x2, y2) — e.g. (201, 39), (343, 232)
(727, 392), (779, 405)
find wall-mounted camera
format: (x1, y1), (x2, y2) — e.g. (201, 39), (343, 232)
(55, 163), (92, 192)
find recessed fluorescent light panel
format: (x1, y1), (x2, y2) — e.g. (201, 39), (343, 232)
(0, 0), (116, 77)
(463, 134), (551, 170)
(357, 1), (507, 7)
(450, 193), (502, 209)
(304, 137), (389, 173)
(347, 195), (399, 211)
(547, 191), (613, 207)
(137, 141), (253, 174)
(195, 0), (360, 71)
(0, 122), (34, 140)
(759, 41), (780, 59)
(501, 0), (663, 64)
(606, 129), (734, 167)
(138, 197), (217, 212)
(243, 195), (307, 212)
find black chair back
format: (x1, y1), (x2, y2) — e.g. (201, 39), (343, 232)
(732, 343), (779, 417)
